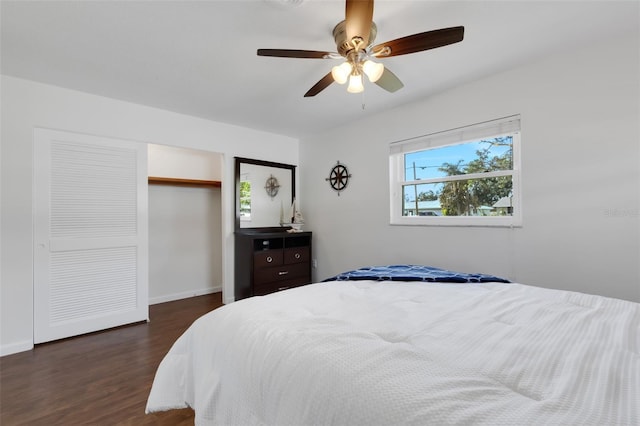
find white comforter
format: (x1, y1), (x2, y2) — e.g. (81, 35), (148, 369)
(146, 281), (639, 425)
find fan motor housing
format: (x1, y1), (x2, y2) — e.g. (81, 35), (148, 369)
(332, 20), (377, 57)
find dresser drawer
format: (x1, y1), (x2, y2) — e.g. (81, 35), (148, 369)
(253, 262), (310, 286)
(254, 250), (284, 268)
(284, 246), (309, 264)
(253, 276), (310, 296)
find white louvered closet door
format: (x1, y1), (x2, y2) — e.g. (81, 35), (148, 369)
(34, 129), (148, 344)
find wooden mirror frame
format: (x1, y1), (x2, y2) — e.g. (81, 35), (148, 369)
(234, 157), (296, 232)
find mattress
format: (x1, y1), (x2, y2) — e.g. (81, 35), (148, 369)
(146, 280), (639, 425)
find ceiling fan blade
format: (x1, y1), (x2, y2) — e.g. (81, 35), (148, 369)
(304, 72), (334, 97)
(372, 26), (464, 57)
(257, 49), (333, 59)
(375, 68), (404, 93)
(345, 0), (374, 48)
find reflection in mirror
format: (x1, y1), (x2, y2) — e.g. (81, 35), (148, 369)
(235, 158), (295, 230)
(239, 174), (251, 221)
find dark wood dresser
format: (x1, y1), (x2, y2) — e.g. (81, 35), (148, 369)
(235, 231), (312, 300)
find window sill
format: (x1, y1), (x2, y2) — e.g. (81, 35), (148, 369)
(390, 216), (522, 228)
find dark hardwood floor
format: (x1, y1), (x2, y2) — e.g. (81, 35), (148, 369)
(1, 293), (224, 425)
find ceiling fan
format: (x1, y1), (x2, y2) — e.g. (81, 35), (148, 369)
(257, 0), (464, 97)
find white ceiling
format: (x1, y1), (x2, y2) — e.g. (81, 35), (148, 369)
(1, 0), (638, 139)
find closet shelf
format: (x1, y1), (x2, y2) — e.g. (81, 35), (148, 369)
(148, 177), (221, 187)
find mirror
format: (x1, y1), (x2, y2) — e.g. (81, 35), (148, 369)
(235, 157), (296, 230)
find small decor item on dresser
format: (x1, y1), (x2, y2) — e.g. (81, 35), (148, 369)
(326, 161), (351, 195)
(281, 198), (304, 232)
(264, 174), (280, 198)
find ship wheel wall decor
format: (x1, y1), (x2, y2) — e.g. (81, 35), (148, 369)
(265, 174), (280, 198)
(326, 161), (351, 195)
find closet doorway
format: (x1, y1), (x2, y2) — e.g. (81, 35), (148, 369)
(147, 145), (223, 305)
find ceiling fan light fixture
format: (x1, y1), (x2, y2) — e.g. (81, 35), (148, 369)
(362, 60), (384, 83)
(347, 73), (364, 93)
(257, 0), (465, 98)
(331, 62), (352, 84)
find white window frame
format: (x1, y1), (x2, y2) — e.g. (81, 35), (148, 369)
(389, 115), (522, 227)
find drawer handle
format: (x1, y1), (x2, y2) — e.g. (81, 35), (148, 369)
(278, 286), (290, 291)
(294, 253), (301, 259)
(278, 271), (289, 276)
(266, 256), (273, 263)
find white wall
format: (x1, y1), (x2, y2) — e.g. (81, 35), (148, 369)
(148, 184), (222, 303)
(0, 75), (298, 355)
(148, 144), (222, 181)
(300, 33), (640, 303)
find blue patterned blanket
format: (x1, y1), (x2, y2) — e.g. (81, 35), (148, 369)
(323, 264), (510, 284)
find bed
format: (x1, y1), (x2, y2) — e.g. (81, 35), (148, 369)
(146, 265), (639, 425)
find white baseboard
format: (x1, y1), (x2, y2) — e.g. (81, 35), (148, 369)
(149, 286), (222, 305)
(1, 340), (34, 357)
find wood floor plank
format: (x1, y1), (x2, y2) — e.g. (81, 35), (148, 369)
(1, 293), (223, 425)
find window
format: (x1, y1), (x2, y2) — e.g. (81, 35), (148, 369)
(239, 176), (251, 221)
(389, 115), (521, 227)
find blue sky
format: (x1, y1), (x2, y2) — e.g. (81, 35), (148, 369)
(404, 138), (512, 181)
